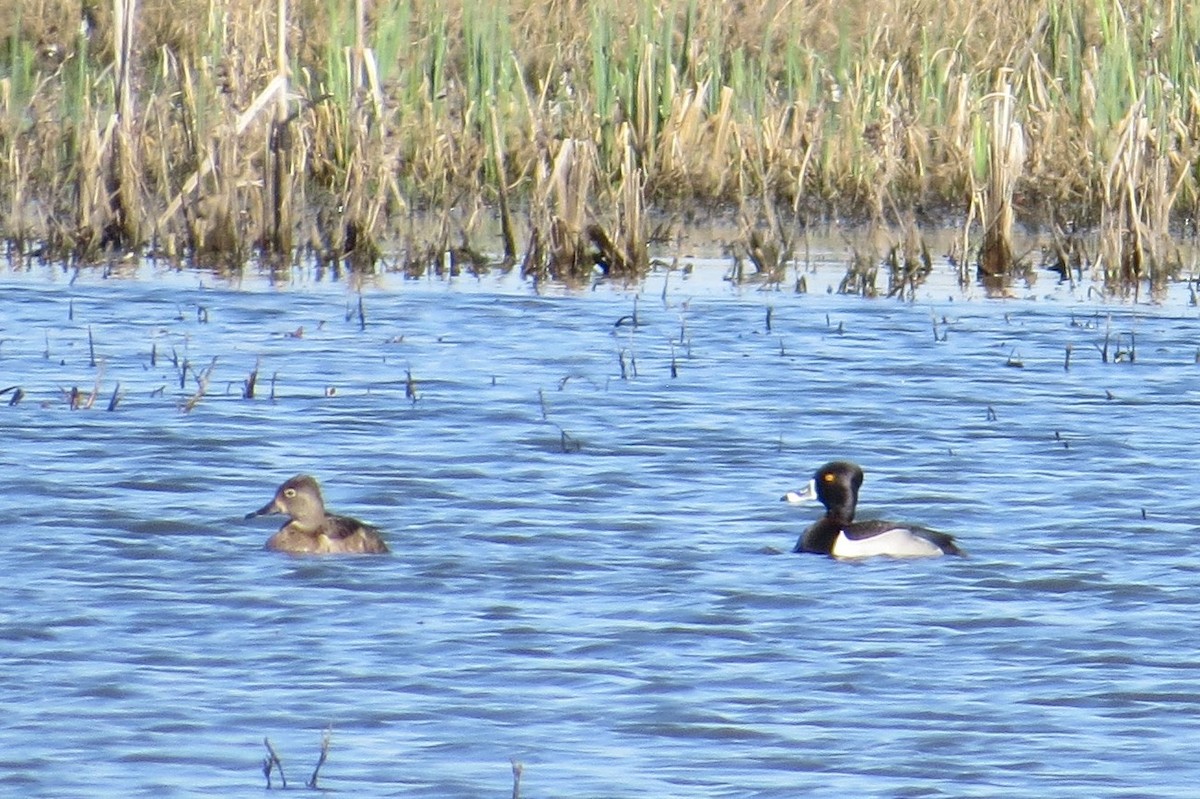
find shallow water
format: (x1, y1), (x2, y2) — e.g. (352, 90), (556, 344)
(3, 257), (1200, 797)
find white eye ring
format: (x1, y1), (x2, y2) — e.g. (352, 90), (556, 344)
(284, 488), (296, 498)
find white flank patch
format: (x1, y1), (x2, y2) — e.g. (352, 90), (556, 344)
(830, 528), (944, 559)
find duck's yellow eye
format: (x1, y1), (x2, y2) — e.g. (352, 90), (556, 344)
(284, 488), (296, 498)
(822, 473), (836, 483)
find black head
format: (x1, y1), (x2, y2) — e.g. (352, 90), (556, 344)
(811, 461), (865, 523)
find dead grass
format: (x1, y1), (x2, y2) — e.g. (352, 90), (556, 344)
(2, 1), (1199, 292)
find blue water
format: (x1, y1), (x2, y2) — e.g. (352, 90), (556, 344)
(3, 258), (1200, 797)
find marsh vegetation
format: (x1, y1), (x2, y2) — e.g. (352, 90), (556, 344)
(3, 0), (1199, 291)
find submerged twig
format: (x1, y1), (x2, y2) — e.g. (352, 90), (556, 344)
(614, 296), (640, 328)
(182, 357), (218, 412)
(405, 368), (418, 403)
(244, 359), (260, 399)
(262, 738), (287, 789)
(306, 728), (331, 789)
(511, 759), (524, 799)
(538, 389), (582, 452)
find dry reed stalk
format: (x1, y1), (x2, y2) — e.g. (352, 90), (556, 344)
(522, 137), (595, 282)
(780, 102), (823, 218)
(73, 118), (106, 256)
(711, 86), (737, 195)
(1097, 94), (1187, 295)
(944, 73), (977, 287)
(157, 73), (289, 231)
(974, 75), (1026, 284)
(525, 123), (650, 281)
(731, 116), (797, 286)
(658, 78), (710, 192)
(268, 0), (293, 259)
(552, 138), (591, 234)
(489, 106), (517, 266)
(730, 209), (793, 286)
(611, 124), (649, 275)
(2, 80), (33, 251)
(350, 0), (385, 120)
(631, 38), (660, 162)
(1044, 220), (1085, 286)
(837, 248), (880, 297)
(884, 213), (932, 299)
(853, 215), (932, 299)
(107, 0), (140, 250)
(329, 35), (393, 272)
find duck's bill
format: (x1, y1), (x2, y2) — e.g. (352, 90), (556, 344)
(245, 500), (281, 519)
(781, 480), (818, 504)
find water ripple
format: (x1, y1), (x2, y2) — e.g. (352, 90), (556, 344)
(3, 263), (1200, 797)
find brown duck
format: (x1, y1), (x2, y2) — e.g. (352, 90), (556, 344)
(246, 475), (389, 555)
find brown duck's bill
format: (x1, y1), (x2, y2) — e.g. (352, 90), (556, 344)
(245, 499), (282, 519)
